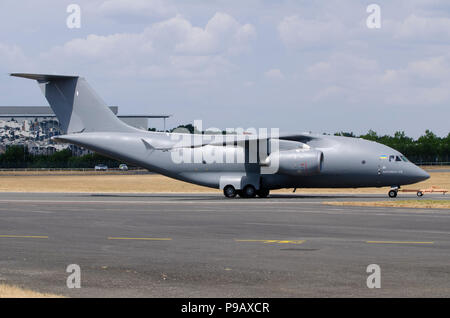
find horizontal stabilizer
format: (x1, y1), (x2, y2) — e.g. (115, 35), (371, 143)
(10, 73), (78, 82)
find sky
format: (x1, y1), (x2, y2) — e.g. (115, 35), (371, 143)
(0, 0), (449, 137)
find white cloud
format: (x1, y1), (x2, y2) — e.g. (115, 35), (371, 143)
(307, 52), (450, 106)
(279, 12), (450, 50)
(392, 14), (450, 40)
(277, 10), (450, 107)
(166, 13), (256, 55)
(307, 53), (378, 83)
(0, 42), (33, 71)
(312, 85), (344, 102)
(381, 55), (450, 104)
(382, 56), (450, 83)
(45, 33), (152, 61)
(264, 68), (284, 80)
(99, 0), (176, 19)
(40, 13), (256, 79)
(278, 15), (346, 49)
(307, 62), (331, 75)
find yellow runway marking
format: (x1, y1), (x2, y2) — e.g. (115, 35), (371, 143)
(0, 235), (48, 239)
(107, 237), (172, 241)
(366, 241), (434, 244)
(235, 239), (305, 244)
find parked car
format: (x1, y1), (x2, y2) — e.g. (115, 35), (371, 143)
(119, 164), (128, 171)
(94, 164), (108, 171)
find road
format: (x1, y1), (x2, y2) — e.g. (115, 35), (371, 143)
(0, 192), (449, 297)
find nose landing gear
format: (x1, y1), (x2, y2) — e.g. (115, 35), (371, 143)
(388, 186), (399, 198)
(388, 190), (397, 198)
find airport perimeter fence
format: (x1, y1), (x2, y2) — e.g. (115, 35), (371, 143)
(414, 162), (450, 166)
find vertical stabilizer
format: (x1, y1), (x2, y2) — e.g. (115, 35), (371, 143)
(10, 73), (136, 134)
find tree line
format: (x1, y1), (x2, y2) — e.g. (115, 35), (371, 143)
(0, 147), (120, 169)
(335, 130), (450, 163)
(0, 129), (448, 168)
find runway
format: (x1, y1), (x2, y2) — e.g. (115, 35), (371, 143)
(0, 192), (449, 297)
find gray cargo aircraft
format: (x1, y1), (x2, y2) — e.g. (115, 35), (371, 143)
(11, 73), (429, 198)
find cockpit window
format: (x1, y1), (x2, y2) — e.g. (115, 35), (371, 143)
(386, 154), (409, 162)
(388, 154), (407, 162)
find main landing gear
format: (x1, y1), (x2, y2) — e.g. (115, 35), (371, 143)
(223, 185), (270, 198)
(223, 185), (237, 198)
(256, 188), (270, 198)
(239, 185), (256, 198)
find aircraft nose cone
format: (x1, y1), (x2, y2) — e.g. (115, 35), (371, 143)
(411, 166), (430, 182)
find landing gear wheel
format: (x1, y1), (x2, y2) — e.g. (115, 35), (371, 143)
(417, 191), (423, 197)
(388, 190), (398, 198)
(257, 189), (270, 198)
(241, 185), (256, 198)
(223, 185), (237, 198)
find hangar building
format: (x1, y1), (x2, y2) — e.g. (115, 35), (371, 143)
(0, 106), (170, 155)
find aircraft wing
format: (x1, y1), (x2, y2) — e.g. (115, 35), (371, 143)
(144, 132), (319, 150)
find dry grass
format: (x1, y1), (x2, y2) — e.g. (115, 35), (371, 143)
(0, 170), (448, 194)
(0, 173), (214, 193)
(0, 284), (63, 298)
(420, 165), (450, 170)
(323, 200), (450, 209)
(0, 170), (145, 176)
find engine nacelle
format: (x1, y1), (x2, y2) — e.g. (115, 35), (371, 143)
(264, 149), (323, 176)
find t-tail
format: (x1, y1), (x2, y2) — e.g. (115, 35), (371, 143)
(10, 73), (137, 134)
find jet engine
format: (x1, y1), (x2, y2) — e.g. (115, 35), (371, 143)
(263, 149), (323, 176)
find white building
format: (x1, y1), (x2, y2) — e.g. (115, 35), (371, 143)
(0, 106), (170, 155)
